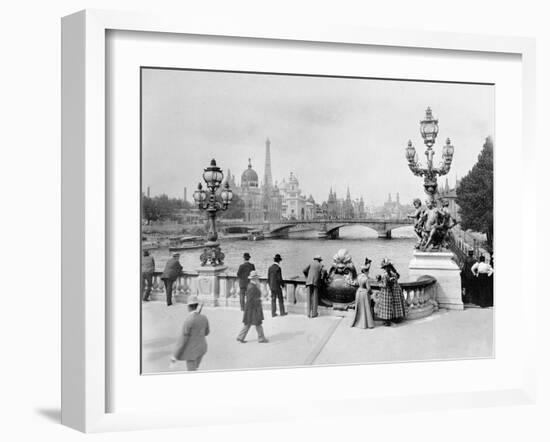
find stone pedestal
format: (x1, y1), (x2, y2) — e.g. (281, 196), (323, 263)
(195, 265), (227, 307)
(409, 251), (463, 310)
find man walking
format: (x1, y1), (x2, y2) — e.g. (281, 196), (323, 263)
(161, 252), (182, 306)
(268, 254), (286, 317)
(303, 255), (324, 318)
(171, 295), (209, 371)
(236, 252), (255, 311)
(141, 250), (155, 301)
(236, 271), (269, 343)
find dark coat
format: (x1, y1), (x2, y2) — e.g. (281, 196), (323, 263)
(173, 312), (210, 361)
(237, 261), (255, 289)
(162, 257), (182, 280)
(267, 263), (283, 292)
(303, 260), (323, 287)
(242, 283), (264, 326)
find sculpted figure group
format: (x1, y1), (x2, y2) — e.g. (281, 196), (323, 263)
(408, 197), (457, 251)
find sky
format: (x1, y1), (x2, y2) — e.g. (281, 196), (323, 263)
(141, 68), (494, 206)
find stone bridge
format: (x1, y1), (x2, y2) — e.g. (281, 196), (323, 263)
(223, 218), (413, 239)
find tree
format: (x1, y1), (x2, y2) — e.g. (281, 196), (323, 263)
(142, 194), (189, 223)
(219, 193), (245, 220)
(142, 195), (160, 224)
(456, 137), (494, 251)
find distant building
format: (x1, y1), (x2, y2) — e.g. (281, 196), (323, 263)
(378, 192), (412, 218)
(229, 138), (286, 223)
(439, 177), (460, 221)
(238, 158), (263, 223)
(280, 172), (312, 220)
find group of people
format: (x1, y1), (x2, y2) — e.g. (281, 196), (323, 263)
(141, 250), (183, 306)
(143, 248), (410, 371)
(460, 250), (494, 308)
(349, 257), (407, 328)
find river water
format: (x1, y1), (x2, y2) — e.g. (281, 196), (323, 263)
(148, 225), (418, 281)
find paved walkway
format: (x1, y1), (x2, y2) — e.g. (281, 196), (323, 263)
(141, 303), (493, 374)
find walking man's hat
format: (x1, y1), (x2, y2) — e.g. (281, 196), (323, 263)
(243, 252), (251, 259)
(274, 254), (282, 262)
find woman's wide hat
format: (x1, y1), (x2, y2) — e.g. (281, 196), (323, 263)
(187, 294), (199, 306)
(248, 270), (260, 279)
(380, 257), (392, 268)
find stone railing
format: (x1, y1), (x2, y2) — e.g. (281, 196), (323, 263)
(145, 271), (438, 319)
(371, 276), (438, 320)
(146, 271), (308, 311)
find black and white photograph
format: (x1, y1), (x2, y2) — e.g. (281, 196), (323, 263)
(140, 67), (494, 374)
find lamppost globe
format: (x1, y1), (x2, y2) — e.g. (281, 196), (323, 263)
(419, 107), (439, 148)
(405, 140), (416, 162)
(202, 159), (224, 190)
(193, 182), (207, 203)
(442, 138), (454, 162)
(220, 182), (233, 206)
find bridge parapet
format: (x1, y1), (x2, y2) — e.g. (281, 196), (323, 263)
(144, 270), (438, 319)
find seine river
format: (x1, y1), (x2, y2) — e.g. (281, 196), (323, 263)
(149, 225), (418, 281)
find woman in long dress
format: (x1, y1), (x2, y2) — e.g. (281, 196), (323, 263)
(351, 258), (375, 329)
(375, 258), (407, 326)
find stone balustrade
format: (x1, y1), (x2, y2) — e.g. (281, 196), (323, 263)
(371, 276), (438, 320)
(144, 271), (438, 320)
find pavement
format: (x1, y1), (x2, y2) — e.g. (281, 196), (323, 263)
(141, 302), (493, 374)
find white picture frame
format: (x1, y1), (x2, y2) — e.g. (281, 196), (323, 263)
(61, 9), (537, 433)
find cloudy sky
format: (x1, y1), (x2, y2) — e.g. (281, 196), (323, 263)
(141, 68), (494, 206)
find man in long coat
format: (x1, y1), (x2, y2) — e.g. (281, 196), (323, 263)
(161, 253), (182, 306)
(236, 252), (255, 311)
(268, 254), (286, 317)
(236, 271), (269, 343)
(303, 255), (324, 318)
(171, 295), (209, 371)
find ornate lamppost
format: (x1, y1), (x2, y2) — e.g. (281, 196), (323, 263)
(405, 107), (455, 202)
(193, 159), (233, 266)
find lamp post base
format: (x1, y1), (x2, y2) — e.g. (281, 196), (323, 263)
(195, 265), (228, 307)
(409, 251), (463, 310)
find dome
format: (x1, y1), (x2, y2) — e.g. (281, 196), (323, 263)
(288, 172), (299, 186)
(241, 158), (259, 187)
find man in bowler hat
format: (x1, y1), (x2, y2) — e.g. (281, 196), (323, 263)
(268, 254), (286, 317)
(236, 252), (255, 311)
(161, 252), (182, 306)
(303, 255), (324, 318)
(171, 295), (209, 371)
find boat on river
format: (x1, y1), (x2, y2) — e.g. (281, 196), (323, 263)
(168, 235), (206, 252)
(247, 230), (265, 241)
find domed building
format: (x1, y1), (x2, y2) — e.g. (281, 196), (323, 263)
(239, 158), (263, 222)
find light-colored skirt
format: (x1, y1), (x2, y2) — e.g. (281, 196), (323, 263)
(351, 288), (375, 329)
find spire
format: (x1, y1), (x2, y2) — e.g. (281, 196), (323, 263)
(346, 186), (351, 201)
(388, 193), (392, 203)
(263, 138), (273, 189)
